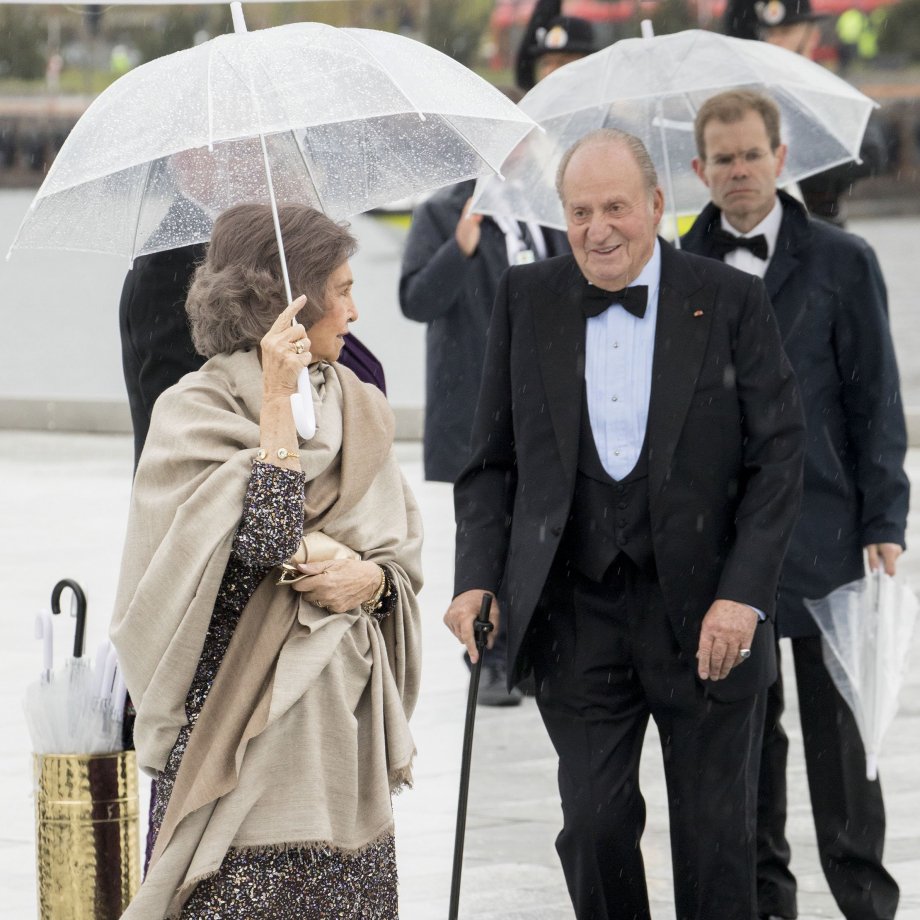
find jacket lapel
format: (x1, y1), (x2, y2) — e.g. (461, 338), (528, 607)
(531, 257), (586, 484)
(648, 242), (712, 500)
(763, 209), (803, 301)
(763, 194), (813, 344)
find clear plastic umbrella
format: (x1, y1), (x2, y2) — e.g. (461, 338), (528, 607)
(22, 580), (127, 755)
(804, 570), (918, 780)
(7, 3), (536, 439)
(470, 23), (877, 235)
(23, 609), (61, 754)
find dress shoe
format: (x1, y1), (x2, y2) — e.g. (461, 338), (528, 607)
(477, 664), (524, 707)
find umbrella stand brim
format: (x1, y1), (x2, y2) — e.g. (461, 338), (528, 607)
(448, 594), (494, 920)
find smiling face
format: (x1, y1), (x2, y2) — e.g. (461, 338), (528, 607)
(561, 139), (664, 290)
(693, 109), (787, 234)
(307, 261), (357, 363)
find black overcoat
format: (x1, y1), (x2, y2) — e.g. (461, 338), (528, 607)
(453, 241), (805, 701)
(682, 192), (909, 637)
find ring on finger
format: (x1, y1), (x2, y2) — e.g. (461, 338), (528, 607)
(739, 648), (751, 660)
(293, 340), (306, 355)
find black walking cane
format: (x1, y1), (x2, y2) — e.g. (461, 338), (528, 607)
(448, 593), (495, 920)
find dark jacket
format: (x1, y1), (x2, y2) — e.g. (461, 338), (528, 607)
(120, 243), (207, 467)
(399, 180), (568, 482)
(453, 242), (805, 700)
(682, 191), (909, 637)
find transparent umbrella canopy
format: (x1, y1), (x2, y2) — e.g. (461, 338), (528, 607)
(8, 5), (537, 439)
(805, 571), (918, 780)
(470, 25), (878, 233)
(9, 19), (536, 262)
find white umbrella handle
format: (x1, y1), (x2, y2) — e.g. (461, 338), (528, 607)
(35, 610), (54, 683)
(292, 370), (317, 440)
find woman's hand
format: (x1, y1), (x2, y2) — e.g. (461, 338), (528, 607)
(290, 559), (382, 613)
(260, 295), (312, 399)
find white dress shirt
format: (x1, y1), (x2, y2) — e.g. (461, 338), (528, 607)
(585, 240), (662, 481)
(720, 196), (783, 277)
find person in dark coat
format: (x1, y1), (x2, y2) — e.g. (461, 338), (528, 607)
(445, 128), (805, 920)
(121, 243), (387, 470)
(515, 2), (598, 92)
(399, 179), (569, 484)
(734, 0), (888, 228)
(683, 89), (908, 920)
(399, 178), (569, 705)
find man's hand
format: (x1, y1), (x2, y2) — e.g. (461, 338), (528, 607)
(696, 599), (758, 682)
(455, 197), (483, 257)
(867, 543), (902, 577)
(443, 589), (500, 664)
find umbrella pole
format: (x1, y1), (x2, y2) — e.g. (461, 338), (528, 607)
(641, 20), (682, 249)
(231, 0), (315, 439)
(448, 593), (494, 920)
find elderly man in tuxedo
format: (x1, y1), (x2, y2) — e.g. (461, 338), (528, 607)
(683, 89), (908, 920)
(445, 128), (805, 920)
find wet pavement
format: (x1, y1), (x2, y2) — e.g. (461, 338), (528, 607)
(1, 431), (918, 919)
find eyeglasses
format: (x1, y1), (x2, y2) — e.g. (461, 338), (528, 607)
(707, 149), (772, 169)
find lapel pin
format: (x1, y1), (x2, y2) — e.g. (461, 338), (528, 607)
(693, 309), (704, 317)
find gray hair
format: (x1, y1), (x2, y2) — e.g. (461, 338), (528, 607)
(555, 129), (659, 202)
(186, 203), (357, 358)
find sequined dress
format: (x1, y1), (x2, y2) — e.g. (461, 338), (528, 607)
(146, 461), (399, 919)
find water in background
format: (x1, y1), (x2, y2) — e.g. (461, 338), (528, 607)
(0, 191), (423, 410)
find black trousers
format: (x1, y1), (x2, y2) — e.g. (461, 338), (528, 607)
(529, 559), (765, 920)
(757, 636), (899, 920)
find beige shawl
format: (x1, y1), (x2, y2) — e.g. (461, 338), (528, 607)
(110, 350), (422, 919)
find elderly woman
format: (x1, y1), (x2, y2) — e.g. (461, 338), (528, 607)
(110, 203), (422, 918)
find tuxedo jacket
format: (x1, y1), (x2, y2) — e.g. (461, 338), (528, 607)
(453, 240), (805, 701)
(682, 192), (909, 637)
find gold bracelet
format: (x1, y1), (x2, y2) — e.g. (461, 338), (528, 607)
(361, 567), (387, 615)
(255, 447), (300, 462)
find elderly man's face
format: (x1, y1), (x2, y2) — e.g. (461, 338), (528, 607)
(561, 140), (664, 290)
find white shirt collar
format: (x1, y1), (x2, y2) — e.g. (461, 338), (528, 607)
(719, 196), (783, 262)
(633, 238), (661, 304)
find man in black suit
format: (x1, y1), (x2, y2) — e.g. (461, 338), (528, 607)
(683, 89), (908, 920)
(445, 128), (805, 919)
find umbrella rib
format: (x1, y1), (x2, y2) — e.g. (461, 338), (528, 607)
(337, 33), (517, 179)
(287, 129), (331, 216)
(240, 49), (332, 214)
(339, 29), (426, 121)
(128, 159), (155, 266)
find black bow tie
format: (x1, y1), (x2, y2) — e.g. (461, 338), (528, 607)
(582, 281), (649, 320)
(711, 227), (769, 261)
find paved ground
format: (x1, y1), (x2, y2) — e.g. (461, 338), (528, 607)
(1, 431), (918, 919)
